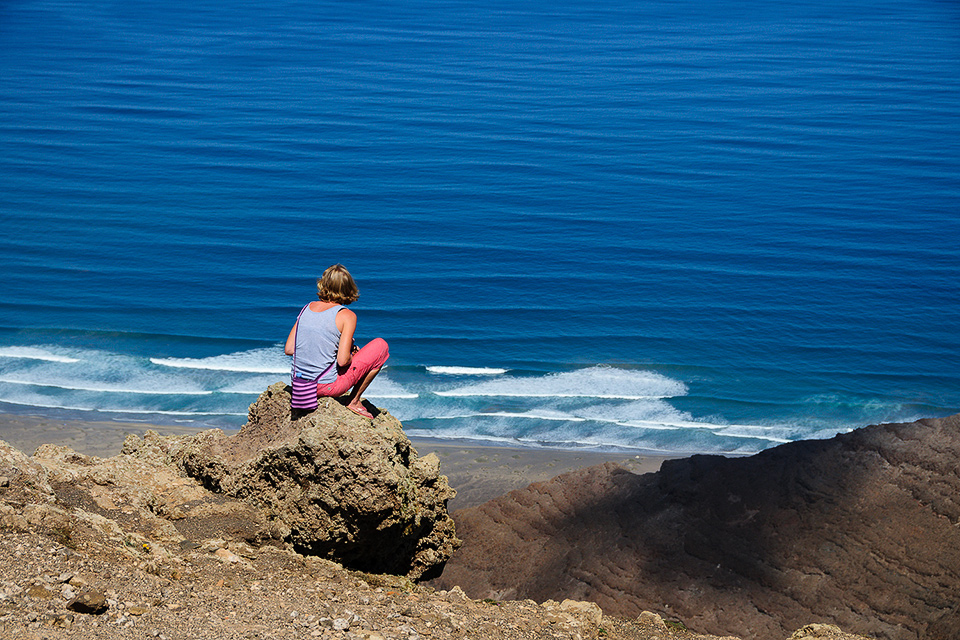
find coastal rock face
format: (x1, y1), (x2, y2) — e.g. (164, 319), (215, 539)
(122, 382), (460, 581)
(434, 414), (960, 640)
(0, 405), (877, 640)
(0, 437), (286, 573)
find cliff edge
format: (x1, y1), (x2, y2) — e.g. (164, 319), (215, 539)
(433, 414), (960, 640)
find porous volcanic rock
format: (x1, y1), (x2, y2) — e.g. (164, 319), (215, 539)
(434, 414), (960, 640)
(0, 436), (287, 572)
(122, 382), (460, 580)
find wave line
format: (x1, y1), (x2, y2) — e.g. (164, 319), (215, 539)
(426, 366), (507, 375)
(150, 357), (288, 374)
(433, 391), (670, 399)
(0, 348), (79, 363)
(0, 378), (212, 395)
(0, 397), (244, 416)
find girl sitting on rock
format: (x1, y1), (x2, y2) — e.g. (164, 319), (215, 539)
(285, 264), (389, 418)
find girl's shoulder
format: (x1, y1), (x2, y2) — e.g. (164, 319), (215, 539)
(335, 306), (357, 332)
(308, 301), (343, 313)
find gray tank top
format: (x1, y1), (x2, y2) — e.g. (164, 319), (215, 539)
(292, 304), (343, 383)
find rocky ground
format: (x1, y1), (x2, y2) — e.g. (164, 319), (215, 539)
(0, 527), (870, 640)
(0, 384), (880, 640)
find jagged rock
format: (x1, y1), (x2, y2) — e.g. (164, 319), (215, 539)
(789, 624), (873, 640)
(636, 611), (670, 631)
(435, 414), (960, 640)
(123, 382), (460, 580)
(0, 440), (55, 506)
(0, 438), (287, 573)
(66, 587), (108, 614)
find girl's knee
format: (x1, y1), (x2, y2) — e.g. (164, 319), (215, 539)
(357, 338), (389, 368)
(373, 338), (389, 366)
(368, 337), (389, 357)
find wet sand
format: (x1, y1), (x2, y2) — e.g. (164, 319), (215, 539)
(0, 413), (673, 510)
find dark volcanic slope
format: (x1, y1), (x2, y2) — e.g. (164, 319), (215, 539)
(434, 414), (960, 640)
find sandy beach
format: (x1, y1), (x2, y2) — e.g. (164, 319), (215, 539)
(0, 412), (672, 510)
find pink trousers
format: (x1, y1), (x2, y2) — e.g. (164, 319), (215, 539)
(315, 338), (389, 397)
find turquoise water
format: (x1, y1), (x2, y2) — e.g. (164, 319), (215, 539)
(1, 0), (958, 454)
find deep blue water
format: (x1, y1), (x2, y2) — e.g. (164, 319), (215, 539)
(1, 0), (958, 455)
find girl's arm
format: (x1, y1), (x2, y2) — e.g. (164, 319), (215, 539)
(335, 308), (358, 368)
(284, 322), (297, 356)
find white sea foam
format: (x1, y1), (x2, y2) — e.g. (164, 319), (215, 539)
(92, 407), (247, 417)
(585, 401), (786, 439)
(218, 375), (287, 395)
(363, 377), (419, 400)
(429, 411), (588, 422)
(0, 345), (812, 453)
(0, 377), (212, 395)
(0, 347), (79, 363)
(715, 431), (791, 443)
(434, 390), (670, 399)
(428, 411), (729, 432)
(365, 392), (420, 399)
(400, 428), (691, 455)
(420, 401), (789, 444)
(0, 396), (244, 417)
(426, 366), (507, 375)
(712, 424), (797, 443)
(151, 348), (289, 373)
(433, 366), (687, 400)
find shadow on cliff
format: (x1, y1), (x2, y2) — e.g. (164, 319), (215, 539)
(434, 414), (960, 640)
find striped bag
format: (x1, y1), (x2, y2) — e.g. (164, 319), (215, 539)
(290, 304), (319, 410)
(290, 374), (318, 410)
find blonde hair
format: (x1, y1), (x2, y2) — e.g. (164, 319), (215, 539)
(316, 264), (359, 305)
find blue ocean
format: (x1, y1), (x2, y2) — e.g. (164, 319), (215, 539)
(1, 0), (958, 455)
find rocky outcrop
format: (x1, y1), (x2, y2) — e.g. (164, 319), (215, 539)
(122, 382), (460, 580)
(0, 436), (287, 577)
(434, 414), (960, 640)
(0, 401), (878, 640)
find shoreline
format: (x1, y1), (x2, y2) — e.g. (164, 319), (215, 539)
(0, 412), (675, 510)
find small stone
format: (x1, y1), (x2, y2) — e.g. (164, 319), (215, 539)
(637, 610), (669, 630)
(67, 588), (109, 614)
(333, 617), (350, 631)
(445, 586), (469, 602)
(545, 611), (571, 625)
(42, 613), (75, 628)
(559, 599), (603, 625)
(26, 584), (55, 599)
(214, 548), (241, 563)
(789, 623), (848, 639)
(203, 539), (227, 552)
